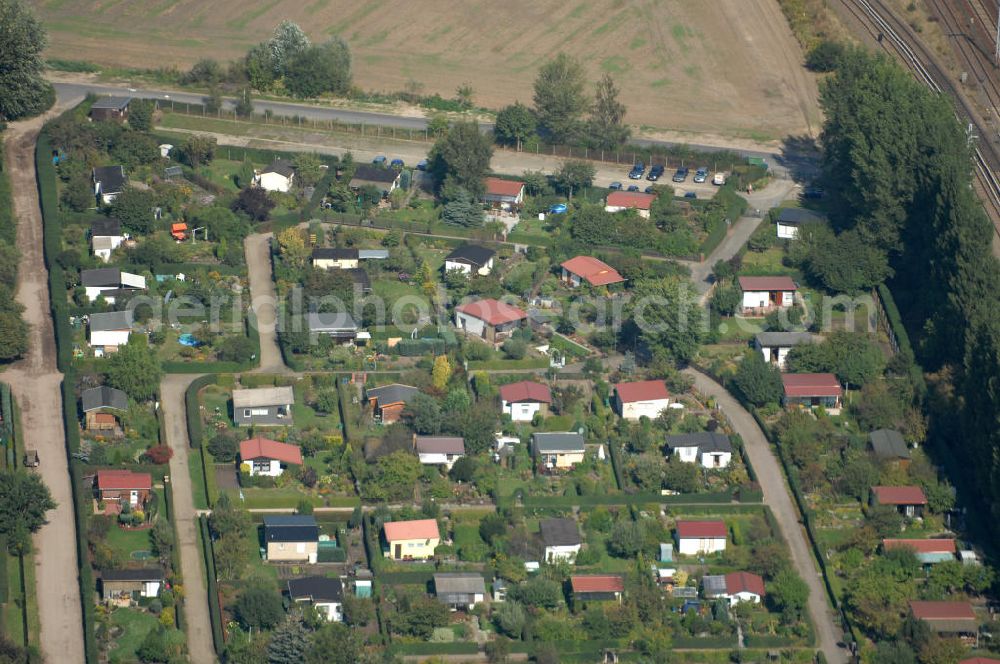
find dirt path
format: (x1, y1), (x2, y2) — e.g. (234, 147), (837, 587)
(683, 368), (846, 664)
(243, 234), (287, 373)
(161, 374), (217, 663)
(3, 112), (86, 661)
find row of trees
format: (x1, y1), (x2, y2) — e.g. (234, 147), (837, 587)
(494, 53), (630, 150)
(183, 21), (351, 100)
(818, 49), (1000, 538)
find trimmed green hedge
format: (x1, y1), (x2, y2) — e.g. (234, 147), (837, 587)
(466, 358), (549, 371)
(876, 283), (925, 395)
(672, 635), (740, 649)
(389, 642), (478, 655)
(377, 571), (435, 585)
(520, 491), (740, 508)
(184, 374), (217, 448)
(198, 516), (225, 656)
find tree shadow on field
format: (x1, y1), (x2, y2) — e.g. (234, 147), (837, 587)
(778, 134), (822, 184)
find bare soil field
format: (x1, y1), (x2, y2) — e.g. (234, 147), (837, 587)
(30, 0), (820, 140)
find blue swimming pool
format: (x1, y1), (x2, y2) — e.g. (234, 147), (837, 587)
(178, 333), (201, 347)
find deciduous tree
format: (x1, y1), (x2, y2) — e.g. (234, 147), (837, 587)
(428, 121), (493, 195)
(589, 73), (629, 148)
(0, 0), (54, 121)
(494, 102), (537, 149)
(106, 336), (162, 402)
(533, 53), (588, 143)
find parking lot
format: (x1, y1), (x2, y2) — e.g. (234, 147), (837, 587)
(592, 163), (728, 200)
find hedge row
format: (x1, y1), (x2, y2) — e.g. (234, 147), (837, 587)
(749, 405), (858, 647)
(184, 374), (217, 449)
(388, 642), (478, 655)
(519, 490), (741, 508)
(198, 516), (225, 656)
(876, 283), (925, 395)
(377, 571), (435, 585)
(671, 635), (740, 649)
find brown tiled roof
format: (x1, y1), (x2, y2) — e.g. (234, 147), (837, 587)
(614, 380), (670, 403)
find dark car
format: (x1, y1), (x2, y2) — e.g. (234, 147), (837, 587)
(373, 155), (387, 165)
(628, 162), (645, 179)
(390, 158), (405, 169)
(672, 167), (690, 183)
(684, 191), (697, 199)
(627, 185), (640, 192)
(644, 186), (655, 194)
(647, 164), (665, 181)
(609, 182), (623, 190)
(416, 159), (428, 171)
(803, 186), (825, 199)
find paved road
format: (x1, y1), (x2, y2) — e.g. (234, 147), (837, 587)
(51, 81), (819, 181)
(243, 234), (287, 372)
(161, 374), (216, 663)
(683, 368), (846, 664)
(690, 179), (801, 301)
(4, 108), (86, 663)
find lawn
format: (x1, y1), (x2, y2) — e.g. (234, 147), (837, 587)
(739, 247), (796, 275)
(198, 159), (245, 193)
(105, 522), (154, 560)
(108, 608), (160, 664)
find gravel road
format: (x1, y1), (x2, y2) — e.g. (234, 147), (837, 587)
(4, 110), (85, 662)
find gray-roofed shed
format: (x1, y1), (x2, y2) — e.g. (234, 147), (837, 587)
(665, 432), (732, 454)
(89, 310), (134, 332)
(870, 429), (910, 460)
(754, 332), (814, 348)
(532, 432), (585, 454)
(540, 518), (582, 547)
(308, 312), (358, 336)
(365, 384), (419, 407)
(776, 208), (825, 225)
(82, 386), (128, 412)
(287, 576), (344, 602)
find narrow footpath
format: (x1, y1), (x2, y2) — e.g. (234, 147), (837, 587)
(683, 367), (846, 664)
(4, 110), (85, 662)
(161, 374), (216, 663)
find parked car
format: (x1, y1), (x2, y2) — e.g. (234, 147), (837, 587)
(628, 163), (645, 179)
(684, 191), (697, 199)
(417, 159), (428, 171)
(549, 203), (568, 214)
(647, 165), (665, 181)
(712, 172), (727, 186)
(627, 185), (640, 192)
(693, 167), (708, 183)
(373, 155), (387, 165)
(609, 182), (623, 190)
(390, 158), (405, 169)
(672, 167), (689, 183)
(803, 186), (825, 199)
(644, 186), (655, 194)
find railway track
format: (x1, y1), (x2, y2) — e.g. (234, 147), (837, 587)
(835, 0), (1000, 242)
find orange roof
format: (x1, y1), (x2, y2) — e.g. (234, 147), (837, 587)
(171, 222), (188, 232)
(571, 575), (624, 593)
(872, 486), (927, 506)
(676, 520), (727, 538)
(615, 380), (670, 403)
(240, 436), (303, 465)
(384, 518), (440, 542)
(725, 572), (765, 596)
(606, 191), (655, 210)
(560, 256), (625, 286)
(96, 469), (152, 491)
(782, 373), (842, 398)
(484, 177), (524, 197)
(456, 299), (527, 326)
(738, 275), (798, 292)
(910, 600), (976, 621)
(499, 381), (552, 404)
(883, 539), (956, 554)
